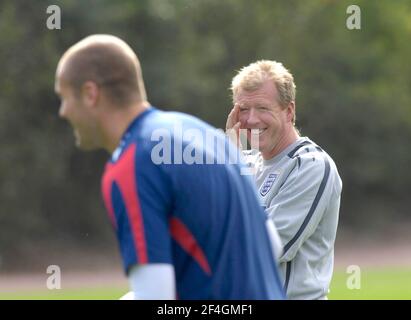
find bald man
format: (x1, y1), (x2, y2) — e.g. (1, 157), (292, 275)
(55, 35), (284, 300)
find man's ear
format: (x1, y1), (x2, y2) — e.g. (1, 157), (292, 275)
(81, 81), (99, 107)
(287, 102), (296, 124)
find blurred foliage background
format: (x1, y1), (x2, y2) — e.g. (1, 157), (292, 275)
(0, 0), (410, 271)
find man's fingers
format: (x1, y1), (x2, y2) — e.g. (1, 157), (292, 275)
(232, 104), (240, 124)
(226, 108), (236, 130)
(227, 121), (240, 146)
(226, 121), (244, 150)
(226, 105), (240, 130)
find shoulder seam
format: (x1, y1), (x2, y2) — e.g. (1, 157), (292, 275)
(287, 141), (313, 158)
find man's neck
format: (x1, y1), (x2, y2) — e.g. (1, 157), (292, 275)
(102, 101), (150, 153)
(262, 126), (300, 160)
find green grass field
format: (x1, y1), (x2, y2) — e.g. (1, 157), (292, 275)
(1, 268), (410, 300)
(328, 267), (411, 300)
(0, 287), (128, 300)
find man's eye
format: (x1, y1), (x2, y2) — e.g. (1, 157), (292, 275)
(239, 108), (248, 112)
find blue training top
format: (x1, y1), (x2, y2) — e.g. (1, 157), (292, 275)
(102, 107), (284, 300)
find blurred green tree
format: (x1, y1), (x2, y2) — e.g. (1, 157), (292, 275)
(0, 0), (410, 270)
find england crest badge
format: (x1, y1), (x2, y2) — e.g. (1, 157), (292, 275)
(260, 173), (278, 196)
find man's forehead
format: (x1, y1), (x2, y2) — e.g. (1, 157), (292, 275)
(54, 76), (71, 96)
(234, 94), (274, 106)
(55, 58), (70, 88)
(54, 76), (62, 94)
(54, 67), (70, 92)
(235, 87), (278, 106)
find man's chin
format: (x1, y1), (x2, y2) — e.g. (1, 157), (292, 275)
(75, 138), (98, 151)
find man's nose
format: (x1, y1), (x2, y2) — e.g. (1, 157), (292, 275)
(246, 109), (259, 126)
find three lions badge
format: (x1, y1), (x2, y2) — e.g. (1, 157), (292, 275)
(260, 173), (278, 196)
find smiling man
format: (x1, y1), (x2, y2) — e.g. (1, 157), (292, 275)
(226, 60), (342, 300)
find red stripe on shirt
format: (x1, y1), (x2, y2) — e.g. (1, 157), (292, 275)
(102, 162), (117, 230)
(170, 217), (211, 275)
(101, 144), (148, 263)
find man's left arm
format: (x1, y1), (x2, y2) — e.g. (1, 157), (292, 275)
(265, 152), (340, 263)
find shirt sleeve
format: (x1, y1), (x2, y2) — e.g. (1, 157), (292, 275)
(265, 219), (283, 263)
(265, 151), (339, 263)
(107, 142), (174, 273)
(128, 263), (176, 300)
